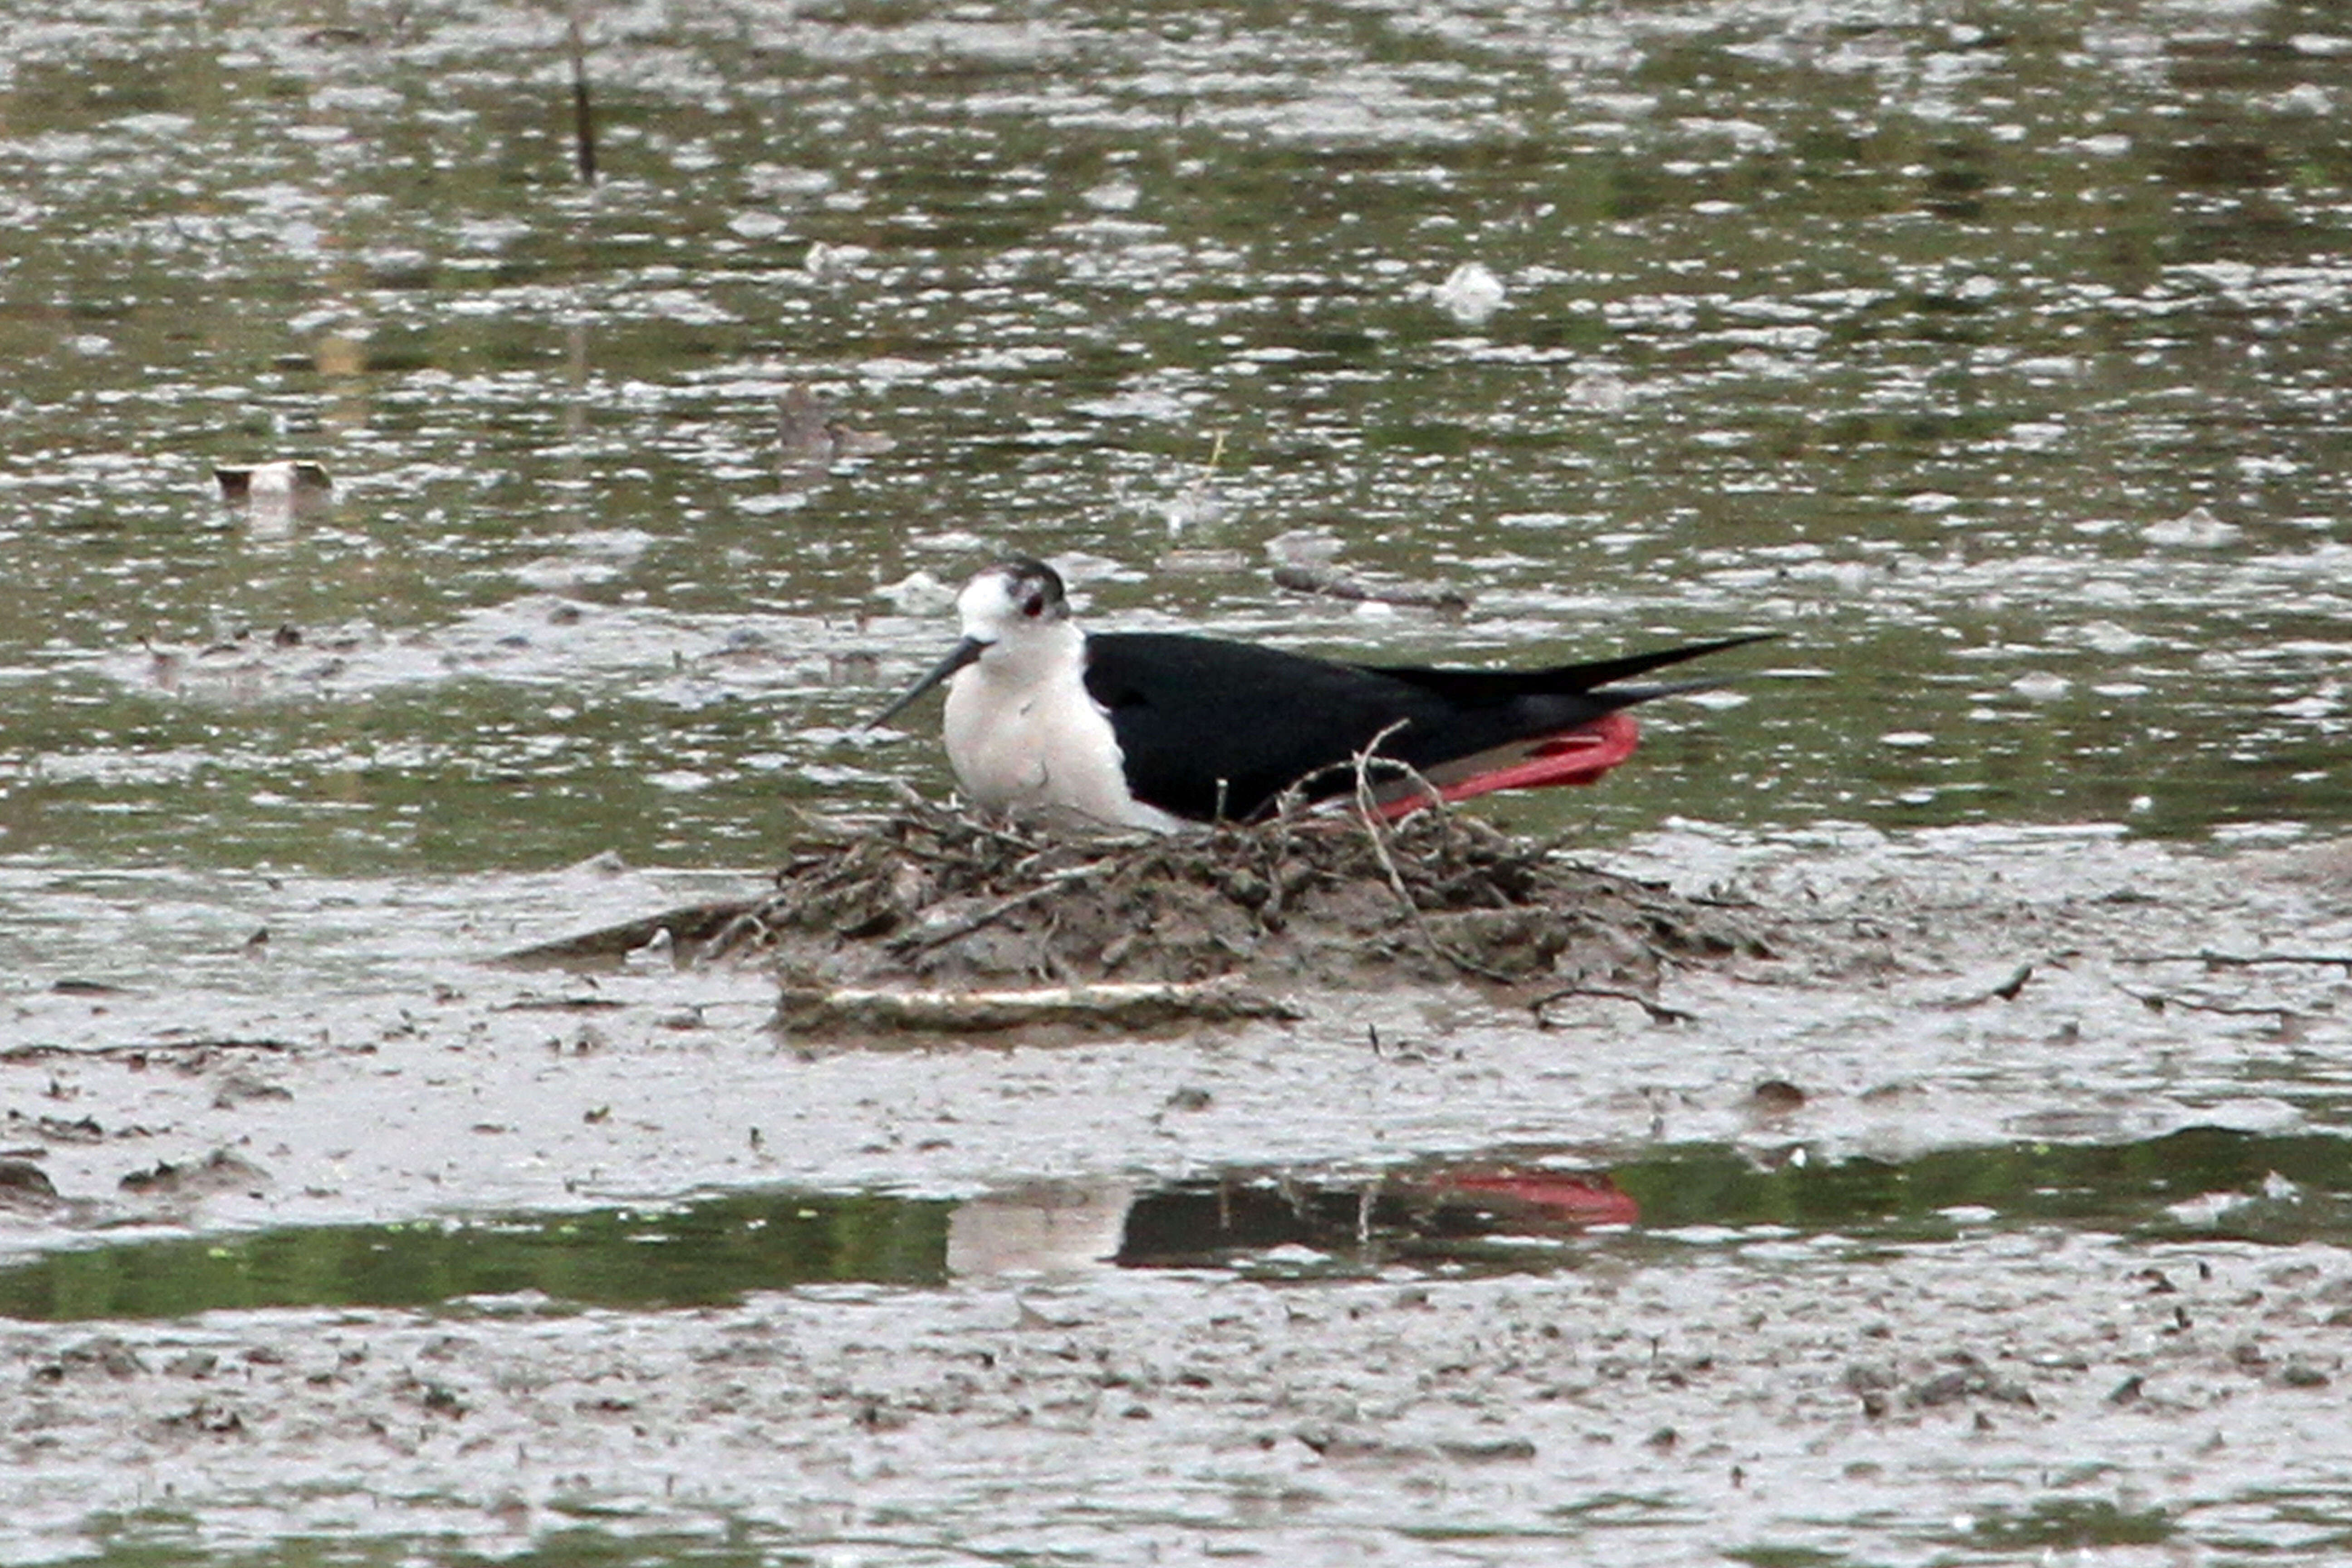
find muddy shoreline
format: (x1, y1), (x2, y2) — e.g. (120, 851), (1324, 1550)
(3, 827), (2349, 1561)
(7, 1228), (2348, 1566)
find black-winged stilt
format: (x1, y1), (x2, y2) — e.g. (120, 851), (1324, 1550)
(869, 559), (1768, 832)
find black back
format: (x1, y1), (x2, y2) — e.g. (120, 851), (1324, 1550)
(1081, 631), (1764, 822)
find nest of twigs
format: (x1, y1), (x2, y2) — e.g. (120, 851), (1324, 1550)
(509, 790), (1773, 1028)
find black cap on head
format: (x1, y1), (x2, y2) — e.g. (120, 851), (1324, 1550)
(992, 558), (1068, 621)
(996, 557), (1064, 598)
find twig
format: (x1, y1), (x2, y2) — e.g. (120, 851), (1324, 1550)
(1348, 725), (1517, 984)
(887, 862), (1108, 957)
(500, 898), (761, 965)
(2117, 987), (2298, 1020)
(934, 804), (1049, 858)
(1928, 963), (2035, 1009)
(566, 0), (597, 183)
(1272, 561), (1471, 611)
(1271, 723), (1462, 821)
(1567, 863), (1681, 898)
(0, 1038), (304, 1063)
(1529, 987), (1695, 1027)
(2119, 952), (2352, 970)
(1009, 828), (1158, 882)
(697, 905), (778, 964)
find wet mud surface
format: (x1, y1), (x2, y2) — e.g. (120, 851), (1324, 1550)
(4, 827), (2350, 1563)
(9, 1231), (2352, 1567)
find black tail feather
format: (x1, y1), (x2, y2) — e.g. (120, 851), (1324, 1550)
(1362, 631), (1775, 706)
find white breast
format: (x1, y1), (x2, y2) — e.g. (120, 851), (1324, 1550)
(941, 637), (1186, 833)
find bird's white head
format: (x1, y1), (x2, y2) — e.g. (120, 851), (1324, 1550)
(867, 558), (1077, 728)
(955, 557), (1069, 646)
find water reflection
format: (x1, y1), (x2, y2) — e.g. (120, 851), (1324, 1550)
(9, 1127), (2352, 1322)
(945, 1179), (1132, 1279)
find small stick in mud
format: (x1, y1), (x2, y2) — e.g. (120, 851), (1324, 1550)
(2114, 986), (2301, 1022)
(1345, 726), (1518, 985)
(566, 0), (597, 183)
(2118, 951), (2352, 970)
(1270, 560), (1473, 612)
(0, 1037), (305, 1064)
(1529, 987), (1696, 1027)
(1929, 962), (2035, 1009)
(887, 861), (1112, 958)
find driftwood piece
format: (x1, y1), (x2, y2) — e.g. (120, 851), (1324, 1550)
(2119, 951), (2352, 970)
(1529, 986), (1696, 1027)
(501, 900), (761, 965)
(1927, 962), (2035, 1009)
(0, 1038), (305, 1065)
(775, 978), (1303, 1034)
(1270, 561), (1471, 611)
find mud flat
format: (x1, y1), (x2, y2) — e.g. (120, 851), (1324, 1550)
(0, 824), (2348, 1563)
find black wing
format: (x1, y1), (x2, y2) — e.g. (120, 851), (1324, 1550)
(1083, 631), (1767, 822)
(1081, 633), (1457, 820)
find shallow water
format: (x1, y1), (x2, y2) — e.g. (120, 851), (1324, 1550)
(3, 0), (2348, 871)
(11, 1124), (2352, 1322)
(3, 0), (2351, 1563)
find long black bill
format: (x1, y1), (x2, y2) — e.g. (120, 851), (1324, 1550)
(866, 636), (986, 729)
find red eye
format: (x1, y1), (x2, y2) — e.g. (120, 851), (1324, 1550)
(1021, 594), (1045, 618)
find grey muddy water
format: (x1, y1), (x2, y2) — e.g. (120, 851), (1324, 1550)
(1, 0), (2350, 1563)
